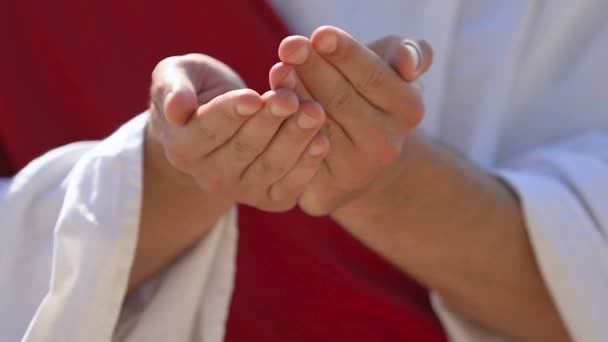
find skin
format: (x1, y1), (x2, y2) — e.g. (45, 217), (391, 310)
(271, 26), (570, 341)
(133, 43), (418, 293)
(133, 54), (329, 292)
(137, 27), (570, 341)
(273, 31), (431, 215)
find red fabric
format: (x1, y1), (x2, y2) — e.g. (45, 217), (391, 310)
(0, 0), (284, 170)
(230, 207), (447, 341)
(1, 1), (447, 340)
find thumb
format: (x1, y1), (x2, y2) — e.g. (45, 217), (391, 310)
(150, 56), (198, 126)
(368, 37), (433, 82)
(163, 76), (197, 126)
(151, 54), (246, 126)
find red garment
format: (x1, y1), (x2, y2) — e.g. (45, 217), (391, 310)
(1, 1), (447, 340)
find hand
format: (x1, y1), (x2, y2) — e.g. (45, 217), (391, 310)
(270, 26), (433, 215)
(271, 28), (570, 341)
(147, 54), (329, 212)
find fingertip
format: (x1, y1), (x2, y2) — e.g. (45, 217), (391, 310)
(398, 39), (422, 82)
(308, 132), (330, 156)
(263, 89), (299, 117)
(278, 36), (311, 65)
(388, 45), (415, 82)
(299, 100), (326, 123)
(269, 62), (297, 90)
(233, 89), (263, 116)
(268, 62), (283, 90)
(311, 25), (350, 55)
(311, 27), (337, 54)
(311, 25), (348, 41)
(398, 39), (433, 80)
(164, 87), (197, 125)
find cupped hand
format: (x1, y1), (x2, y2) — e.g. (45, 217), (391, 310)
(270, 26), (433, 215)
(148, 54), (329, 212)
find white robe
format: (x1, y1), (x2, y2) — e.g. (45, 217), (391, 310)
(1, 0), (607, 341)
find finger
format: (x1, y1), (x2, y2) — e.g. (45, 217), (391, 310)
(269, 59), (369, 171)
(273, 51), (406, 165)
(205, 89), (299, 184)
(185, 88), (262, 154)
(240, 100), (325, 192)
(268, 132), (330, 202)
(367, 37), (433, 82)
(403, 39), (433, 79)
(304, 26), (423, 126)
(164, 88), (198, 126)
(151, 56), (198, 125)
(278, 35), (383, 139)
(270, 59), (377, 186)
(161, 88), (262, 170)
(268, 62), (312, 99)
(151, 54), (246, 126)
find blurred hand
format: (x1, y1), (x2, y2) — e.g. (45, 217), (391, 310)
(147, 54), (329, 212)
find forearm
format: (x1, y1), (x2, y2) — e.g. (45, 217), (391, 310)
(128, 125), (233, 293)
(331, 132), (569, 341)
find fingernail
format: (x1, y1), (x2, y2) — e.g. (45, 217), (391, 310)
(402, 40), (421, 72)
(236, 103), (258, 116)
(316, 33), (337, 54)
(297, 113), (318, 129)
(286, 45), (309, 65)
(308, 143), (325, 156)
(270, 103), (292, 117)
(283, 70), (297, 90)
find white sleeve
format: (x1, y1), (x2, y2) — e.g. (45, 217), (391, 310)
(433, 131), (608, 342)
(0, 114), (148, 342)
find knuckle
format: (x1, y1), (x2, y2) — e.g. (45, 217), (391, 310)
(231, 137), (262, 161)
(153, 56), (177, 77)
(257, 156), (286, 181)
(327, 83), (354, 113)
(196, 121), (220, 146)
(356, 60), (387, 93)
